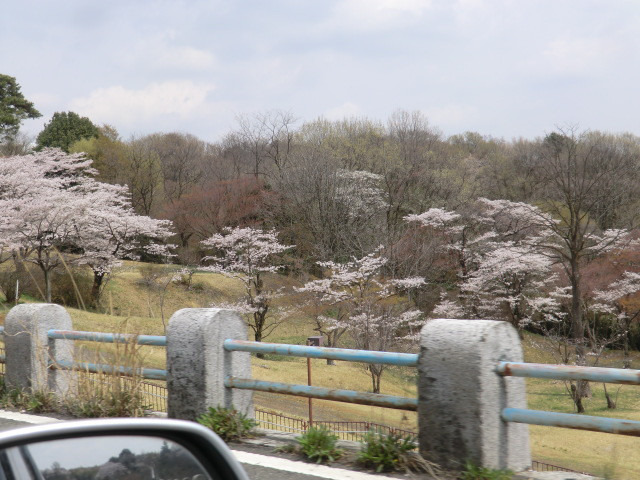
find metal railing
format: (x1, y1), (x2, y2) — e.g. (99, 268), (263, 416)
(530, 460), (587, 474)
(0, 325), (598, 474)
(224, 339), (418, 411)
(497, 361), (640, 436)
(47, 329), (168, 381)
(254, 408), (417, 441)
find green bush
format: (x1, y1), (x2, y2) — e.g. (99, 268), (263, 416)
(197, 406), (256, 442)
(296, 425), (343, 464)
(50, 267), (93, 309)
(0, 266), (35, 304)
(460, 461), (513, 480)
(65, 334), (152, 418)
(357, 429), (417, 472)
(0, 385), (57, 414)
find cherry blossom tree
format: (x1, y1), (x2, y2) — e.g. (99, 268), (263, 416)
(201, 227), (294, 350)
(297, 248), (424, 392)
(0, 149), (94, 301)
(407, 196), (637, 411)
(405, 198), (557, 327)
(0, 149), (173, 305)
(75, 180), (174, 307)
(591, 271), (640, 366)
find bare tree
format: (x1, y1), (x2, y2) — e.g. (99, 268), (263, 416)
(125, 136), (163, 216)
(515, 129), (640, 410)
(236, 110), (297, 180)
(144, 132), (205, 204)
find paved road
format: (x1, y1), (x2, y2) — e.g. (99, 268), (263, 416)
(0, 412), (394, 480)
(0, 417), (32, 432)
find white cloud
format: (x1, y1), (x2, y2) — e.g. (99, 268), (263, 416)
(324, 102), (362, 120)
(28, 92), (61, 109)
(124, 31), (216, 71)
(540, 38), (618, 75)
(328, 0), (432, 31)
(153, 45), (216, 71)
(517, 36), (621, 78)
(424, 104), (477, 128)
(69, 81), (215, 127)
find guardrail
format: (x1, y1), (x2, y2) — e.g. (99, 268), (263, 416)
(497, 361), (640, 436)
(224, 339), (418, 410)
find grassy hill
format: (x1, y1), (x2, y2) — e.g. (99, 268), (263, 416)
(0, 261), (639, 478)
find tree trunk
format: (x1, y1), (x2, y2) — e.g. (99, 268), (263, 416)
(44, 268), (52, 303)
(371, 371), (381, 394)
(91, 271), (105, 309)
(325, 332), (336, 365)
(254, 319), (265, 360)
(623, 322), (631, 369)
(569, 256), (591, 405)
(570, 383), (585, 413)
(369, 364), (383, 394)
(603, 384), (616, 409)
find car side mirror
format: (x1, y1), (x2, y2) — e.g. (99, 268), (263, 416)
(0, 418), (249, 480)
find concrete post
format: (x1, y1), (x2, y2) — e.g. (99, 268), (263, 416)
(166, 308), (253, 421)
(4, 304), (73, 395)
(418, 319), (531, 471)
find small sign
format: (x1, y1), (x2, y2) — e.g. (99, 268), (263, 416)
(307, 336), (324, 347)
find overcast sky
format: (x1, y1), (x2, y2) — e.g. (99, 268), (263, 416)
(4, 0), (640, 143)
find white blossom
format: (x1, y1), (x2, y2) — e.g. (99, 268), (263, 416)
(201, 226), (294, 342)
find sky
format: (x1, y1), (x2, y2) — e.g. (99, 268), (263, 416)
(3, 0), (640, 143)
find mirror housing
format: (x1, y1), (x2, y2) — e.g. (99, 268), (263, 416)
(0, 418), (249, 480)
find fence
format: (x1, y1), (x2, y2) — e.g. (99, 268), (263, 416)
(496, 361), (640, 436)
(3, 305), (636, 472)
(223, 339), (418, 410)
(531, 460), (588, 474)
(254, 408), (416, 440)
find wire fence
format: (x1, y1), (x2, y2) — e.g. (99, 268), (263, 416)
(83, 374), (168, 413)
(531, 460), (587, 474)
(254, 408), (417, 441)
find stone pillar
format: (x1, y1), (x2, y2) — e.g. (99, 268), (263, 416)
(4, 304), (73, 395)
(167, 308), (253, 421)
(418, 319), (531, 471)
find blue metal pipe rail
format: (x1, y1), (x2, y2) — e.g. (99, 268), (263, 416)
(497, 361), (640, 385)
(224, 339), (417, 410)
(499, 362), (640, 437)
(44, 329), (167, 381)
(503, 408), (640, 437)
(51, 359), (167, 381)
(225, 377), (418, 411)
(47, 330), (167, 347)
(224, 339), (418, 366)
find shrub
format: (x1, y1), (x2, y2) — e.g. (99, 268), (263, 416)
(296, 425), (343, 464)
(197, 406), (256, 442)
(460, 461), (513, 480)
(357, 429), (417, 472)
(0, 377), (58, 413)
(137, 264), (162, 288)
(358, 429), (443, 476)
(65, 375), (150, 418)
(50, 267), (93, 309)
(0, 265), (34, 304)
(64, 326), (151, 418)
